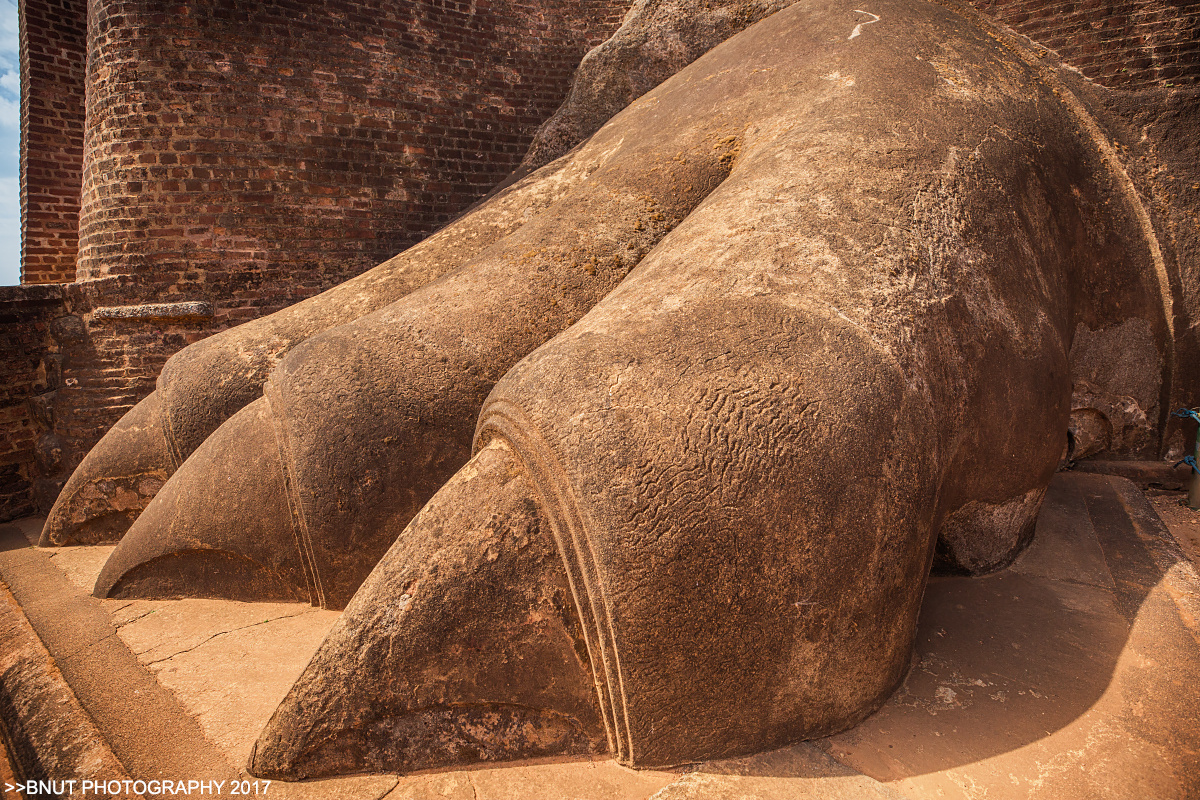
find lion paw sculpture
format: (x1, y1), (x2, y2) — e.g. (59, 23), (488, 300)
(46, 0), (1175, 779)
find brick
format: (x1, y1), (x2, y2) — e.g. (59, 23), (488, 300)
(20, 0), (86, 284)
(968, 0), (1200, 88)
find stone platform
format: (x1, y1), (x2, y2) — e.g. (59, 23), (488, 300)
(1, 471), (1197, 799)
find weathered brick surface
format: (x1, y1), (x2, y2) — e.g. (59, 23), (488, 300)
(78, 0), (628, 306)
(19, 0), (87, 285)
(0, 278), (225, 516)
(50, 278), (217, 474)
(0, 286), (64, 521)
(970, 0), (1200, 89)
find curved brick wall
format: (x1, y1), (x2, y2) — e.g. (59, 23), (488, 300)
(970, 0), (1199, 89)
(78, 0), (629, 322)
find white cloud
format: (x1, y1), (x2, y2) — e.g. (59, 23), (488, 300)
(0, 69), (16, 95)
(0, 176), (19, 286)
(0, 95), (15, 129)
(0, 2), (17, 66)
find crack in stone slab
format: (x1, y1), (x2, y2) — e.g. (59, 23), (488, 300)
(140, 610), (320, 666)
(55, 631), (119, 663)
(113, 608), (158, 629)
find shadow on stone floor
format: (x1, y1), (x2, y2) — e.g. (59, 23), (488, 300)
(688, 472), (1200, 799)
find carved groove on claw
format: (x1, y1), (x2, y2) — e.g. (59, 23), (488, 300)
(99, 124), (742, 609)
(250, 440), (606, 779)
(266, 378), (326, 610)
(94, 398), (313, 604)
(69, 0), (1182, 780)
(475, 399), (630, 763)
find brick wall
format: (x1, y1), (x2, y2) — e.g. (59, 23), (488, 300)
(0, 286), (65, 521)
(20, 0), (1191, 515)
(78, 0), (628, 310)
(18, 0), (87, 285)
(970, 0), (1200, 89)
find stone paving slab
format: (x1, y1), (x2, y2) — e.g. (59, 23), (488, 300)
(0, 473), (1197, 799)
(0, 520), (684, 800)
(646, 742), (908, 799)
(0, 521), (240, 798)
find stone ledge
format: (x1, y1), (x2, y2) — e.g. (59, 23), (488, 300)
(0, 285), (65, 305)
(0, 580), (135, 799)
(0, 521), (240, 794)
(90, 302), (214, 323)
(1068, 458), (1193, 489)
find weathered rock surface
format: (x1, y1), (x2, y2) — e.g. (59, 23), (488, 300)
(96, 101), (739, 608)
(1065, 318), (1161, 460)
(515, 0), (796, 176)
(42, 0), (795, 550)
(39, 0), (1197, 780)
(250, 440), (606, 778)
(42, 391), (172, 546)
(94, 398), (309, 602)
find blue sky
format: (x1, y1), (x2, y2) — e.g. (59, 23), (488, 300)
(0, 0), (19, 286)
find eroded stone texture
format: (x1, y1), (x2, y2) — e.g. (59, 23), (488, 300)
(25, 0), (1200, 562)
(1066, 319), (1162, 460)
(43, 151), (607, 545)
(933, 488), (1047, 575)
(515, 0), (797, 177)
(94, 398), (308, 602)
(42, 0), (787, 552)
(96, 122), (740, 608)
(226, 0), (1172, 777)
(42, 392), (172, 545)
(35, 0), (631, 546)
(1069, 379), (1154, 460)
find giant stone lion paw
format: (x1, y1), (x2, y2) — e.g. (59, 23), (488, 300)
(51, 0), (1173, 779)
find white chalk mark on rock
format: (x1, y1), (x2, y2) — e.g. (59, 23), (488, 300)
(822, 70), (856, 88)
(848, 10), (880, 40)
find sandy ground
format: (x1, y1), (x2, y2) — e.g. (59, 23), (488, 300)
(1146, 488), (1200, 568)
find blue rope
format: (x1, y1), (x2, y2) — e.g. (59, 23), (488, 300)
(1173, 408), (1200, 425)
(1175, 456), (1200, 474)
